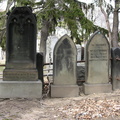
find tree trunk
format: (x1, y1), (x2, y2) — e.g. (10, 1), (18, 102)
(40, 20), (50, 63)
(0, 0), (13, 44)
(111, 0), (119, 47)
(99, 5), (112, 46)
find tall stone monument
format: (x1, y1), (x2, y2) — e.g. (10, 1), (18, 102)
(111, 47), (120, 90)
(0, 7), (42, 98)
(51, 34), (79, 97)
(84, 31), (112, 94)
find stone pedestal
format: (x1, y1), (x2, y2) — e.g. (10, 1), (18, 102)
(51, 85), (79, 97)
(83, 83), (112, 95)
(0, 80), (42, 98)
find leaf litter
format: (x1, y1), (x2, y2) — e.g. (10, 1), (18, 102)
(0, 90), (119, 120)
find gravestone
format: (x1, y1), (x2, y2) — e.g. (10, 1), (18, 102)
(51, 34), (79, 97)
(0, 7), (42, 98)
(3, 6), (38, 81)
(84, 31), (112, 94)
(111, 47), (120, 90)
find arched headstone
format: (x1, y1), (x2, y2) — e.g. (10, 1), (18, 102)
(51, 34), (79, 97)
(84, 31), (112, 94)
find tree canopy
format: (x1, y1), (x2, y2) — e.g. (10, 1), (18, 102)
(0, 0), (109, 51)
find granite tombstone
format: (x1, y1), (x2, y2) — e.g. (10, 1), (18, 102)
(51, 34), (79, 97)
(36, 53), (43, 83)
(111, 47), (120, 90)
(0, 7), (42, 98)
(3, 7), (38, 81)
(84, 31), (112, 94)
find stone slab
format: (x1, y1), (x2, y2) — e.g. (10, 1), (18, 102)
(51, 85), (79, 97)
(0, 80), (42, 98)
(83, 83), (112, 95)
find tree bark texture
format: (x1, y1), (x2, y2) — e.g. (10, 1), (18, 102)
(100, 5), (112, 46)
(40, 20), (50, 63)
(111, 0), (119, 47)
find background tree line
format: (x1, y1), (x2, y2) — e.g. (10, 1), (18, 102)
(0, 0), (119, 59)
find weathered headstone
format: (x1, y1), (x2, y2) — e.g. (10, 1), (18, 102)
(0, 7), (42, 98)
(111, 47), (120, 90)
(84, 31), (112, 94)
(51, 34), (79, 97)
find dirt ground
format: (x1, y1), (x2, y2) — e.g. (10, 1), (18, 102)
(0, 90), (119, 120)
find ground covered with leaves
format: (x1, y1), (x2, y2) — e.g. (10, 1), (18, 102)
(0, 90), (120, 120)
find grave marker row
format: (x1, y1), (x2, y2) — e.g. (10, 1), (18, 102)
(0, 6), (119, 98)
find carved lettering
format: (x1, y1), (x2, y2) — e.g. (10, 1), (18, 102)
(89, 44), (108, 61)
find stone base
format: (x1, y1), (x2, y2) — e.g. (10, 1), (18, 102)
(112, 79), (120, 91)
(51, 85), (79, 97)
(83, 83), (112, 95)
(0, 80), (42, 98)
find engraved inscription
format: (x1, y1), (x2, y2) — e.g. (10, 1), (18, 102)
(91, 44), (106, 47)
(90, 50), (107, 59)
(5, 72), (37, 80)
(89, 43), (108, 61)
